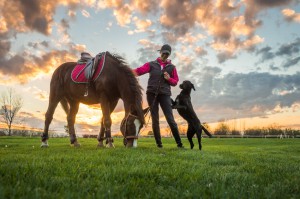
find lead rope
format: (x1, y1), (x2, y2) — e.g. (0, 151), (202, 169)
(140, 71), (165, 133)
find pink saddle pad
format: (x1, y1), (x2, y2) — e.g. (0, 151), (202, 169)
(71, 53), (106, 83)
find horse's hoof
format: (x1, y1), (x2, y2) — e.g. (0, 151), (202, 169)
(73, 141), (81, 147)
(106, 143), (115, 148)
(40, 141), (49, 148)
(97, 142), (105, 148)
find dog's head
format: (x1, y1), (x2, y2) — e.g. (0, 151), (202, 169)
(179, 80), (195, 91)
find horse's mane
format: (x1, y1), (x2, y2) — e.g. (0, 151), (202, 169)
(106, 52), (145, 123)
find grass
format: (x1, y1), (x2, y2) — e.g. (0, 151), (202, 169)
(0, 137), (299, 199)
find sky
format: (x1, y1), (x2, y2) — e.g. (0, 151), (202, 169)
(0, 0), (300, 135)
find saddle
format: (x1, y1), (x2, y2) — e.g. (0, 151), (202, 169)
(71, 52), (106, 96)
(77, 52), (102, 80)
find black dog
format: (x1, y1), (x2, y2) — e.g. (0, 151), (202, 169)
(172, 80), (212, 150)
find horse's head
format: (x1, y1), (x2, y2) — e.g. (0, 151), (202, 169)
(120, 107), (149, 147)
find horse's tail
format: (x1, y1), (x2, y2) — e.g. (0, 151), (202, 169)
(60, 98), (69, 115)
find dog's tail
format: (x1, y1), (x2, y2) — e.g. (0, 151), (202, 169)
(201, 124), (213, 138)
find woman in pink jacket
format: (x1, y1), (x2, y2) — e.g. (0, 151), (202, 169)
(133, 44), (183, 148)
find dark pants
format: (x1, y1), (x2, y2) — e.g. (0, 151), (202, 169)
(147, 92), (182, 146)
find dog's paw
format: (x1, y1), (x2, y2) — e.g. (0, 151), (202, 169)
(191, 143), (194, 149)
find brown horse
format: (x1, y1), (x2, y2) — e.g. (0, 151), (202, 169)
(41, 52), (145, 148)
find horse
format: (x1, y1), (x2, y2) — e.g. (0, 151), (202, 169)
(41, 51), (145, 148)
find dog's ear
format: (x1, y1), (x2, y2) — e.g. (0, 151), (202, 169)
(192, 84), (196, 91)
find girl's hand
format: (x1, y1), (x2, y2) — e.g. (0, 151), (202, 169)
(164, 72), (170, 80)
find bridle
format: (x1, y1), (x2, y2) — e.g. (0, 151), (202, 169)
(121, 113), (142, 144)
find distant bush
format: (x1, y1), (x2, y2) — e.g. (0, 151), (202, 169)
(244, 128), (262, 136)
(244, 125), (300, 137)
(0, 130), (7, 136)
(230, 130), (241, 135)
(82, 134), (97, 138)
(214, 122), (230, 135)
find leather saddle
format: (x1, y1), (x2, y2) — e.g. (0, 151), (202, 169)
(77, 52), (102, 80)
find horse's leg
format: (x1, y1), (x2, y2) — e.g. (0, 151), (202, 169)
(41, 81), (64, 147)
(67, 101), (80, 147)
(100, 96), (114, 148)
(97, 100), (118, 148)
(97, 117), (105, 148)
(41, 98), (61, 147)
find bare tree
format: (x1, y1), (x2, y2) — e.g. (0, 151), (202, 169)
(0, 88), (23, 136)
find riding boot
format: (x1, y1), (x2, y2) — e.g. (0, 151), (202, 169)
(170, 127), (183, 147)
(152, 123), (162, 146)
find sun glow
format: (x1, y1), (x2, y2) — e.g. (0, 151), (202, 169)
(75, 104), (126, 125)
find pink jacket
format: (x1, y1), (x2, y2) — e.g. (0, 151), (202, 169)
(134, 57), (179, 86)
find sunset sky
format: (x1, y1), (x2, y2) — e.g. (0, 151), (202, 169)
(0, 0), (300, 135)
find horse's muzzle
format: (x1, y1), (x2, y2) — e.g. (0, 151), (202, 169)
(125, 138), (138, 148)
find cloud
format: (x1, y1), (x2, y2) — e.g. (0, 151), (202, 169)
(81, 10), (91, 18)
(216, 0), (240, 13)
(0, 17), (8, 33)
(269, 64), (280, 71)
(256, 37), (300, 67)
(1, 0), (299, 83)
(0, 0), (80, 40)
(276, 37), (300, 56)
(282, 8), (300, 22)
(194, 47), (208, 57)
(0, 0), (61, 35)
(24, 86), (49, 101)
(0, 47), (78, 83)
(135, 39), (161, 64)
(256, 46), (275, 62)
(132, 0), (158, 15)
(1, 0), (298, 67)
(28, 41), (50, 49)
(159, 0), (198, 36)
(0, 1), (87, 83)
(282, 56), (300, 68)
(188, 69), (300, 121)
(129, 17), (152, 34)
(244, 0), (293, 26)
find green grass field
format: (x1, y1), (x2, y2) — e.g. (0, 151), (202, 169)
(0, 137), (299, 199)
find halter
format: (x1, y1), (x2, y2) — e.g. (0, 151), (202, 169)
(121, 113), (142, 142)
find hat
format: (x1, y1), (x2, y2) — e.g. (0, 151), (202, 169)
(159, 44), (171, 55)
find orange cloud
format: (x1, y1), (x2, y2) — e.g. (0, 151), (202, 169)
(0, 50), (77, 84)
(132, 0), (157, 15)
(0, 17), (8, 33)
(282, 9), (300, 23)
